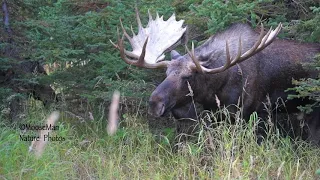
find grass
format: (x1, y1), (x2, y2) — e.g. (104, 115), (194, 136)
(0, 102), (320, 179)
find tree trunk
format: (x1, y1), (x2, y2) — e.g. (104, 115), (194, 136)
(2, 0), (12, 37)
(2, 0), (13, 55)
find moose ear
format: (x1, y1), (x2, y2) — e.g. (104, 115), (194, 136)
(170, 50), (181, 59)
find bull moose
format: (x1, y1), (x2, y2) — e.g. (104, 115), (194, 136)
(111, 9), (320, 143)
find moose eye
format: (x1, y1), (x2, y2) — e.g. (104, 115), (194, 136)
(182, 75), (192, 80)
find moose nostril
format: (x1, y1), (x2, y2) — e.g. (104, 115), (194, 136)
(149, 99), (157, 107)
(149, 99), (162, 109)
(148, 99), (166, 117)
(149, 94), (163, 105)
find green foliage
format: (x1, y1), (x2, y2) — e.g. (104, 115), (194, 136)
(187, 0), (319, 43)
(0, 88), (14, 104)
(287, 55), (320, 113)
(190, 0), (259, 35)
(293, 6), (320, 42)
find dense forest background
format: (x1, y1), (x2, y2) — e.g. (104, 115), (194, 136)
(0, 0), (319, 121)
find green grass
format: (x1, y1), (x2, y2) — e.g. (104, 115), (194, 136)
(1, 104), (320, 179)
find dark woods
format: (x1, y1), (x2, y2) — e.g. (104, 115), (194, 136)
(2, 0), (12, 41)
(1, 1), (56, 121)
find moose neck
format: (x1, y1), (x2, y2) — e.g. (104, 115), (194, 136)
(192, 67), (232, 107)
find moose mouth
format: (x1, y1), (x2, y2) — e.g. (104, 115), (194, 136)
(159, 104), (166, 116)
(160, 103), (176, 117)
(149, 102), (176, 117)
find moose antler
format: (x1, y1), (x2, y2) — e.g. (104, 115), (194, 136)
(186, 23), (282, 74)
(110, 7), (187, 68)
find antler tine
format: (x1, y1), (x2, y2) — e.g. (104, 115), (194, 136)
(137, 37), (149, 65)
(109, 26), (121, 49)
(266, 23), (282, 45)
(192, 23), (282, 74)
(186, 42), (203, 73)
(120, 18), (134, 46)
(119, 19), (151, 59)
(135, 6), (143, 30)
(117, 34), (169, 69)
(225, 40), (232, 69)
(118, 34), (146, 67)
(118, 34), (134, 65)
(194, 40), (233, 74)
(237, 23), (264, 61)
(109, 39), (117, 48)
(230, 23), (279, 66)
(257, 27), (272, 50)
(131, 25), (136, 36)
(234, 36), (242, 62)
(148, 9), (153, 22)
(207, 40), (232, 74)
(109, 27), (140, 59)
